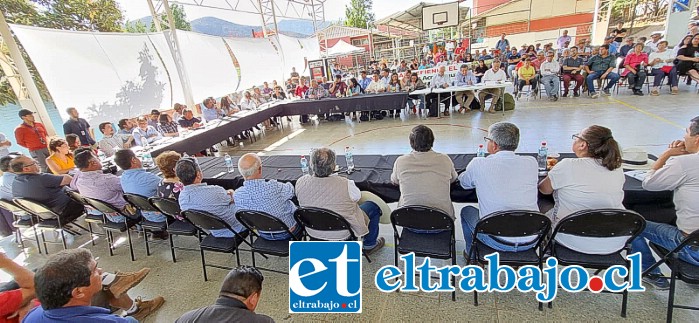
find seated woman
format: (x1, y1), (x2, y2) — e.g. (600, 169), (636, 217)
(220, 96), (239, 116)
(676, 34), (699, 85)
(156, 114), (179, 137)
(65, 134), (81, 152)
(517, 58), (538, 97)
(405, 73), (426, 115)
(538, 125), (627, 255)
(46, 137), (75, 175)
(648, 40), (679, 95)
(154, 151), (183, 200)
(474, 60), (488, 83)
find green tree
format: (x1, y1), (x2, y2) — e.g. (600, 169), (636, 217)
(344, 0), (374, 29)
(34, 0), (125, 32)
(150, 4), (192, 32)
(125, 20), (148, 33)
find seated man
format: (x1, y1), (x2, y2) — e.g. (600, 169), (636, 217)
(0, 155), (21, 236)
(0, 251), (34, 323)
(478, 61), (507, 113)
(562, 46), (585, 97)
(391, 125), (457, 220)
(458, 122), (540, 259)
(201, 97), (223, 122)
(176, 158), (246, 237)
(364, 71), (386, 94)
(235, 153), (300, 240)
(329, 74), (348, 97)
(72, 150), (140, 225)
(295, 148), (385, 255)
(425, 66), (456, 117)
(98, 122), (133, 157)
(177, 108), (202, 130)
(10, 155), (83, 223)
(306, 79), (329, 99)
(23, 249), (163, 323)
(176, 266), (273, 323)
(584, 44), (620, 98)
(539, 50), (561, 101)
(453, 64), (477, 113)
(131, 116), (162, 147)
(116, 119), (135, 136)
(113, 150), (167, 227)
(631, 116), (699, 289)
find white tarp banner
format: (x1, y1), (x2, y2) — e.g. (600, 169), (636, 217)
(277, 35), (320, 78)
(223, 37), (285, 90)
(10, 24), (182, 126)
(173, 30), (239, 102)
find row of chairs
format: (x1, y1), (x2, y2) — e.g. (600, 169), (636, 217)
(3, 195), (697, 321)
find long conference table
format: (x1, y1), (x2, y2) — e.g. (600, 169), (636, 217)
(149, 93), (408, 157)
(193, 153), (676, 225)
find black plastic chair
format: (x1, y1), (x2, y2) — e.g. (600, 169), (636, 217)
(123, 193), (169, 257)
(643, 229), (699, 322)
(470, 210), (551, 309)
(545, 209), (646, 317)
(148, 197), (198, 262)
(66, 190), (105, 246)
(236, 210), (302, 274)
(0, 199), (41, 254)
(82, 196), (140, 261)
(181, 209), (251, 281)
(294, 207), (372, 262)
(13, 198), (84, 254)
(390, 206), (456, 301)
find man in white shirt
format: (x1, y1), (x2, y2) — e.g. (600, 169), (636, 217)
(557, 30), (572, 49)
(540, 50), (561, 101)
(239, 91), (258, 110)
(459, 122), (540, 259)
(426, 66), (454, 117)
(445, 40), (455, 61)
(631, 116), (699, 289)
(645, 32), (663, 52)
(365, 71), (387, 94)
(97, 122), (133, 157)
(478, 61), (507, 113)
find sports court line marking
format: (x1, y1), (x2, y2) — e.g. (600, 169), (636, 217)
(326, 123), (489, 147)
(610, 98), (684, 129)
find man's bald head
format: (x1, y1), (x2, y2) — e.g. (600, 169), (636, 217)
(10, 156), (38, 174)
(238, 153), (262, 179)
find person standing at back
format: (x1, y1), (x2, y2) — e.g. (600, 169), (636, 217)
(14, 109), (49, 173)
(62, 107), (96, 147)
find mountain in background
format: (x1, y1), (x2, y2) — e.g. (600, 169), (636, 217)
(130, 16), (330, 38)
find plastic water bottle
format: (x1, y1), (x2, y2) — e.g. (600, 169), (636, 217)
(477, 144), (486, 157)
(97, 149), (106, 161)
(345, 146), (355, 173)
(537, 142), (548, 171)
(224, 153), (234, 173)
(300, 156), (309, 175)
(142, 151), (152, 168)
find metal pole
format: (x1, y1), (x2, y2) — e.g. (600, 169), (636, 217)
(628, 0), (639, 35)
(145, 0), (163, 32)
(0, 13), (57, 135)
(527, 0), (533, 32)
(150, 0), (195, 109)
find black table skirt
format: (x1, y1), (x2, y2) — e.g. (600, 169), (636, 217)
(197, 153), (675, 224)
(150, 93), (408, 157)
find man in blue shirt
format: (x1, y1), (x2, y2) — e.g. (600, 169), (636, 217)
(23, 248), (164, 323)
(235, 153), (299, 240)
(176, 158), (246, 237)
(113, 149), (167, 225)
(131, 117), (162, 147)
(62, 108), (96, 147)
(201, 97), (222, 122)
(358, 70), (371, 91)
(495, 33), (509, 53)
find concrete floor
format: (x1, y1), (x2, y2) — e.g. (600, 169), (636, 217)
(2, 84), (699, 322)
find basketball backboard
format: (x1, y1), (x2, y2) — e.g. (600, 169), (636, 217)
(422, 2), (460, 31)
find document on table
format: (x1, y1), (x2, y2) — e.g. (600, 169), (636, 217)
(624, 170), (648, 182)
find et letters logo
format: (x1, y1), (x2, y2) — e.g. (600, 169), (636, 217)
(289, 241), (362, 313)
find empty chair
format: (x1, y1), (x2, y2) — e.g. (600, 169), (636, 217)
(390, 206), (456, 301)
(149, 197), (198, 262)
(546, 209), (646, 317)
(82, 196), (140, 261)
(13, 198), (85, 254)
(236, 210), (303, 274)
(0, 199), (41, 253)
(181, 209), (250, 281)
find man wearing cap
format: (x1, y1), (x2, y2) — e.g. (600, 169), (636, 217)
(14, 109), (50, 173)
(62, 107), (96, 147)
(176, 266), (273, 323)
(630, 116), (699, 289)
(646, 32), (663, 52)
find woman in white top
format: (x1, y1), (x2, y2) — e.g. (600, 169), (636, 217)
(538, 125), (627, 255)
(649, 40), (679, 95)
